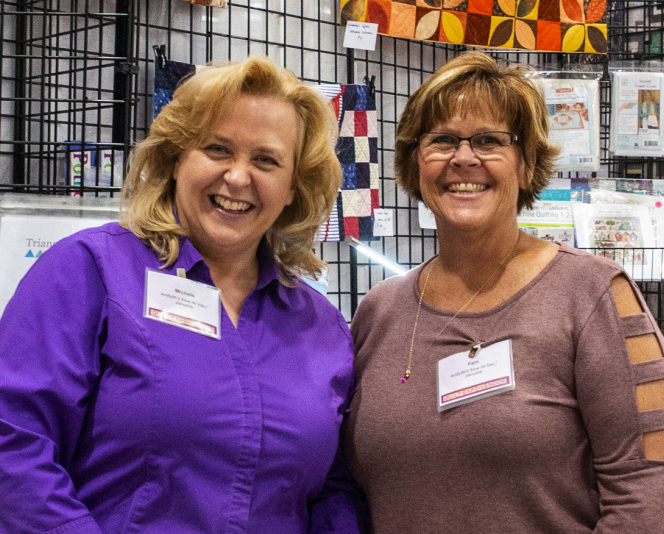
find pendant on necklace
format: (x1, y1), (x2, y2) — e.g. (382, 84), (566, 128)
(401, 369), (411, 383)
(468, 342), (483, 359)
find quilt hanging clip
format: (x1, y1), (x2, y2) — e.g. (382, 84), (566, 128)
(153, 44), (168, 69)
(363, 75), (376, 96)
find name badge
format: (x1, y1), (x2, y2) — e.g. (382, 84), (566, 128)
(436, 339), (515, 412)
(143, 269), (221, 339)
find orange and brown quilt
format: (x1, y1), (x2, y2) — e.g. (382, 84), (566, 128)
(181, 0), (228, 7)
(341, 0), (607, 54)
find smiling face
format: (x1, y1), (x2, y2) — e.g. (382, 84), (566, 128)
(418, 113), (527, 236)
(173, 94), (298, 264)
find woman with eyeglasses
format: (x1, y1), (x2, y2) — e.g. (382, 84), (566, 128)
(343, 52), (664, 533)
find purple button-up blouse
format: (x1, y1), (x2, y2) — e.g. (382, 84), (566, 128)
(0, 222), (364, 534)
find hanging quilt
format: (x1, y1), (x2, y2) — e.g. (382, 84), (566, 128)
(314, 84), (380, 242)
(181, 0), (228, 7)
(340, 0), (607, 54)
(153, 59), (197, 119)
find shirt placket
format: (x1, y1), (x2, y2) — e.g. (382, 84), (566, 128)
(222, 291), (263, 533)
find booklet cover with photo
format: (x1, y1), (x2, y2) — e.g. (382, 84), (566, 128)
(518, 200), (575, 246)
(542, 78), (601, 172)
(584, 185), (664, 247)
(611, 71), (664, 157)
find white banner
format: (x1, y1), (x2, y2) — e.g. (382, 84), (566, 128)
(0, 215), (114, 318)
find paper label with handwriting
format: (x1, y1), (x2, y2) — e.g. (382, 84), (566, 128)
(418, 202), (437, 230)
(373, 208), (394, 236)
(343, 21), (378, 51)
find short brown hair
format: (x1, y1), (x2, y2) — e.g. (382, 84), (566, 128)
(120, 56), (341, 280)
(394, 51), (559, 213)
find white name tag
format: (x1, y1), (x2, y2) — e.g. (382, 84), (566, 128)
(436, 339), (515, 412)
(143, 269), (221, 339)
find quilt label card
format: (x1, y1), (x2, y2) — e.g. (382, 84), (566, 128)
(437, 339), (515, 412)
(144, 269), (221, 339)
(343, 21), (378, 51)
(373, 208), (394, 236)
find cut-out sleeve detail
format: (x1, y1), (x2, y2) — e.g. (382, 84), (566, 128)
(639, 408), (664, 434)
(611, 274), (644, 316)
(609, 273), (664, 464)
(621, 313), (655, 337)
(636, 380), (664, 411)
(575, 268), (664, 530)
(633, 359), (664, 384)
(643, 431), (664, 461)
(626, 335), (662, 364)
(612, 277), (664, 366)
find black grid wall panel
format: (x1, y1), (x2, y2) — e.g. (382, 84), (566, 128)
(0, 1), (132, 194)
(0, 1), (19, 185)
(0, 1), (664, 324)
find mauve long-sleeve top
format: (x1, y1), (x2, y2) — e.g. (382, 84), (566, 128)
(344, 244), (664, 534)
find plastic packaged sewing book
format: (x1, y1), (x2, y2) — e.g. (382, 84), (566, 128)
(572, 178), (664, 281)
(57, 143), (124, 197)
(573, 186), (660, 280)
(537, 69), (602, 172)
(609, 61), (664, 157)
(518, 182), (575, 246)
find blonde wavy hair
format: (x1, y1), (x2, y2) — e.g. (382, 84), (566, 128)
(395, 51), (559, 213)
(120, 56), (341, 281)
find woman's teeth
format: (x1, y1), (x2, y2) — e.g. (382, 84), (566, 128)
(213, 195), (251, 212)
(447, 183), (487, 193)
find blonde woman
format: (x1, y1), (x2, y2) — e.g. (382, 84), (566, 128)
(0, 57), (366, 534)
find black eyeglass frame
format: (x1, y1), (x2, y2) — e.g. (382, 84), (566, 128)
(419, 131), (519, 154)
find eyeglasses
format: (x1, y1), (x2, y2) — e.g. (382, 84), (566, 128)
(419, 131), (518, 158)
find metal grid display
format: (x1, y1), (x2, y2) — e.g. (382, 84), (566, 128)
(0, 0), (132, 194)
(1, 0), (664, 324)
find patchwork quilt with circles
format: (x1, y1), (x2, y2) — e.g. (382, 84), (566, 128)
(341, 0), (607, 54)
(180, 0), (227, 7)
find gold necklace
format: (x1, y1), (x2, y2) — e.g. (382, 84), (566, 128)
(401, 231), (521, 383)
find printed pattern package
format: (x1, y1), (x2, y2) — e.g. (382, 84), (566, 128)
(542, 77), (601, 171)
(573, 202), (658, 280)
(341, 0), (607, 54)
(611, 71), (664, 157)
